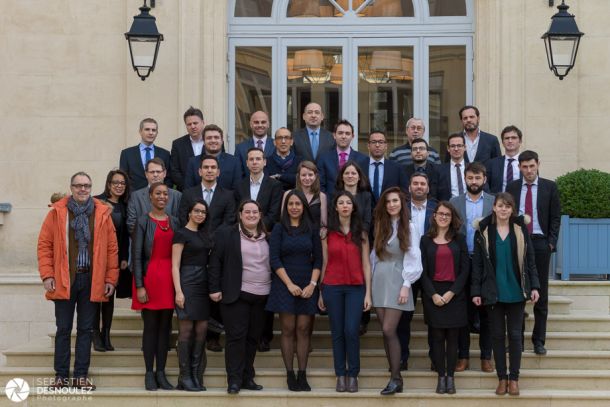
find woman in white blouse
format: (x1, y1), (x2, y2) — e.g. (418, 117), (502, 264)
(370, 187), (423, 395)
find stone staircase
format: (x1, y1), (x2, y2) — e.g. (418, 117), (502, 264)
(2, 281), (610, 406)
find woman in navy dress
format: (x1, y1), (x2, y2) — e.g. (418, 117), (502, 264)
(266, 190), (322, 392)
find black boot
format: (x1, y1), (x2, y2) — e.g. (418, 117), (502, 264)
(145, 371), (157, 391)
(191, 340), (206, 391)
(446, 376), (456, 394)
(91, 303), (105, 352)
(155, 370), (174, 390)
(176, 341), (198, 391)
(287, 370), (300, 391)
(435, 376), (446, 394)
(297, 370), (311, 392)
(101, 298), (115, 351)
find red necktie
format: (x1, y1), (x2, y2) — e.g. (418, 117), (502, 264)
(525, 184), (533, 234)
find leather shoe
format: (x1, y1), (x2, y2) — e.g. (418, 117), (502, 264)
(227, 383), (240, 394)
(206, 338), (223, 352)
(495, 379), (508, 395)
(380, 378), (403, 395)
(455, 358), (469, 372)
(435, 376), (446, 394)
(258, 339), (271, 352)
(347, 376), (358, 393)
(508, 380), (520, 396)
(481, 359), (494, 373)
(534, 344), (547, 355)
(72, 377), (96, 391)
(446, 376), (456, 394)
(336, 376), (346, 392)
(242, 378), (263, 390)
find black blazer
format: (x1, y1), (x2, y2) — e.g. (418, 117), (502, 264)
(119, 144), (171, 191)
(170, 134), (196, 191)
(506, 178), (562, 250)
(419, 234), (470, 300)
(368, 158), (408, 208)
(208, 225), (269, 304)
(486, 155), (522, 193)
(292, 127), (335, 162)
(405, 163), (440, 201)
(443, 131), (501, 164)
(234, 176), (283, 231)
(184, 152), (243, 191)
(436, 163), (453, 202)
(178, 185), (236, 233)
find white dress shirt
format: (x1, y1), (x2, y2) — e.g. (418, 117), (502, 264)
(502, 153), (520, 192)
(410, 200), (427, 237)
(191, 136), (204, 157)
(464, 130), (480, 163)
(250, 175), (264, 201)
(518, 176), (543, 235)
(450, 159), (466, 198)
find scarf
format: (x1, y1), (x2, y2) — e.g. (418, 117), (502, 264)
(67, 196), (94, 268)
(271, 150), (295, 172)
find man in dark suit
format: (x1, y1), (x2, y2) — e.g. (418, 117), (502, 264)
(119, 118), (171, 190)
(404, 138), (440, 200)
(486, 125), (523, 193)
(507, 150), (561, 356)
(317, 119), (369, 195)
(170, 106), (205, 191)
(265, 127), (302, 191)
(367, 130), (407, 209)
(389, 117), (442, 167)
(292, 102), (335, 162)
(397, 172), (438, 370)
(437, 133), (467, 201)
(184, 124), (243, 191)
(449, 162), (495, 373)
(235, 111), (275, 176)
(457, 105), (501, 164)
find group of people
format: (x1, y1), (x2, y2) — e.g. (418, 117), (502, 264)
(37, 103), (561, 397)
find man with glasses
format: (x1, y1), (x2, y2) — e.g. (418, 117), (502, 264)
(389, 118), (441, 167)
(120, 118), (171, 190)
(265, 127), (303, 191)
(367, 130), (407, 209)
(404, 138), (440, 200)
(126, 157), (182, 234)
(38, 171), (119, 390)
(437, 133), (467, 202)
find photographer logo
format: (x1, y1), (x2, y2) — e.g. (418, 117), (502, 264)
(5, 378), (30, 402)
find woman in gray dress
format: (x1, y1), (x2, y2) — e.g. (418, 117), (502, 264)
(371, 187), (423, 395)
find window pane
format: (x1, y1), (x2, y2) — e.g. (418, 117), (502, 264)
(428, 46), (466, 155)
(235, 47), (272, 144)
(287, 0), (414, 18)
(287, 48), (342, 135)
(428, 0), (466, 16)
(358, 47), (414, 153)
(235, 0), (273, 17)
(287, 0), (334, 17)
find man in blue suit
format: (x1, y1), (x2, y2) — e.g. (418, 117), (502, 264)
(367, 130), (407, 209)
(119, 118), (171, 190)
(486, 125), (523, 193)
(234, 111), (275, 176)
(317, 119), (369, 195)
(184, 124), (243, 191)
(458, 105), (501, 164)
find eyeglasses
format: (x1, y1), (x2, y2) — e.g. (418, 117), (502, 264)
(411, 146), (427, 152)
(435, 212), (452, 219)
(408, 126), (424, 131)
(368, 140), (387, 146)
(276, 136), (292, 141)
(71, 184), (92, 190)
(110, 181), (126, 186)
(192, 209), (207, 215)
(448, 144), (464, 149)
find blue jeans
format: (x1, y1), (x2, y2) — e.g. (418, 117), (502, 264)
(53, 272), (96, 378)
(323, 284), (364, 377)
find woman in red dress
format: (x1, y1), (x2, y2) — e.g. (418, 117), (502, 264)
(132, 182), (179, 391)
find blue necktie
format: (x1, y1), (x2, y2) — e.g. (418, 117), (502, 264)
(144, 147), (152, 168)
(373, 162), (382, 200)
(311, 131), (319, 160)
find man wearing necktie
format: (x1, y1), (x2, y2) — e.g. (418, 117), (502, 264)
(367, 131), (406, 209)
(506, 150), (561, 356)
(485, 125), (523, 193)
(235, 111), (274, 176)
(293, 102), (335, 162)
(436, 133), (467, 202)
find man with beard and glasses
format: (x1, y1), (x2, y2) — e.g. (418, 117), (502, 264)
(404, 138), (439, 200)
(450, 162), (495, 374)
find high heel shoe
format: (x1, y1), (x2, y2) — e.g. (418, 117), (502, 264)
(297, 370), (311, 392)
(380, 378), (403, 395)
(286, 370), (300, 392)
(435, 376), (446, 394)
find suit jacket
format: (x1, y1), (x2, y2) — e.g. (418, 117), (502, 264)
(264, 153), (303, 191)
(126, 186), (182, 234)
(234, 176), (282, 231)
(407, 198), (438, 236)
(184, 152), (243, 191)
(506, 178), (561, 250)
(443, 131), (501, 164)
(368, 158), (408, 209)
(317, 149), (369, 196)
(235, 137), (275, 176)
(208, 224), (250, 304)
(450, 192), (495, 237)
(436, 163), (453, 202)
(119, 144), (171, 191)
(486, 155), (522, 194)
(292, 127), (335, 162)
(170, 134), (196, 191)
(178, 185), (236, 233)
(405, 163), (440, 201)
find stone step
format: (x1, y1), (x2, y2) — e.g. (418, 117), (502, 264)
(6, 345), (610, 371)
(1, 387), (610, 407)
(48, 330), (610, 351)
(2, 366), (610, 391)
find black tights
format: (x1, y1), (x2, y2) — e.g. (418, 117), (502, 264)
(141, 309), (173, 372)
(430, 327), (459, 377)
(376, 308), (403, 379)
(93, 295), (114, 331)
(177, 320), (208, 342)
(279, 313), (314, 371)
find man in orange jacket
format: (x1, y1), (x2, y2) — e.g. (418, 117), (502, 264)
(38, 171), (119, 390)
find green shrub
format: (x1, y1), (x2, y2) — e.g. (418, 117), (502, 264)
(556, 169), (610, 218)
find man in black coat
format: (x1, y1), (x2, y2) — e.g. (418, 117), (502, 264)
(292, 102), (335, 162)
(507, 150), (561, 356)
(486, 125), (523, 193)
(170, 106), (205, 191)
(265, 127), (302, 191)
(456, 105), (501, 164)
(404, 138), (440, 200)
